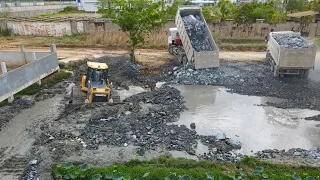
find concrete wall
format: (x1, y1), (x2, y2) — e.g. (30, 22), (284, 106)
(7, 21), (72, 36)
(0, 46), (59, 103)
(1, 18), (320, 38)
(0, 51), (50, 68)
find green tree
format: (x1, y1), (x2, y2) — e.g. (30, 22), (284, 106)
(233, 2), (257, 23)
(202, 6), (222, 22)
(100, 0), (166, 62)
(286, 0), (308, 12)
(311, 0), (320, 12)
(96, 0), (115, 17)
(218, 0), (234, 22)
(165, 0), (185, 19)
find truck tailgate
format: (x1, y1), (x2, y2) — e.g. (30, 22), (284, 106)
(194, 51), (219, 69)
(279, 48), (316, 69)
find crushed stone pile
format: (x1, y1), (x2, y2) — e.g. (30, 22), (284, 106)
(255, 148), (320, 159)
(182, 15), (213, 52)
(273, 34), (313, 48)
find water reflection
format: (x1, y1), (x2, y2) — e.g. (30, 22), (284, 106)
(173, 85), (320, 155)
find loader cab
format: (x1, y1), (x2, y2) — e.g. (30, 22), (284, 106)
(86, 62), (108, 84)
(82, 62), (109, 92)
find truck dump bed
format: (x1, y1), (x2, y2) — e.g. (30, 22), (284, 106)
(175, 6), (219, 69)
(269, 31), (316, 69)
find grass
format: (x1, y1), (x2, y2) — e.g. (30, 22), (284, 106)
(314, 39), (320, 47)
(53, 156), (320, 180)
(39, 6), (91, 17)
(0, 31), (267, 52)
(0, 71), (70, 106)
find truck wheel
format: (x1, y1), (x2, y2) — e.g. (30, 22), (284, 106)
(168, 45), (174, 55)
(304, 70), (309, 78)
(273, 66), (279, 77)
(182, 56), (188, 69)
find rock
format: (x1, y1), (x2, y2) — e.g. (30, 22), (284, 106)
(124, 143), (128, 147)
(125, 111), (131, 115)
(163, 137), (171, 144)
(226, 139), (242, 149)
(188, 68), (194, 72)
(95, 139), (100, 144)
(159, 112), (166, 116)
(215, 133), (227, 141)
(294, 152), (302, 156)
(173, 66), (179, 71)
(49, 136), (54, 140)
(29, 160), (37, 165)
(146, 126), (151, 130)
(170, 130), (175, 134)
(190, 123), (196, 129)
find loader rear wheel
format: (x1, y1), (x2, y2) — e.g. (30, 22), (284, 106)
(71, 86), (86, 104)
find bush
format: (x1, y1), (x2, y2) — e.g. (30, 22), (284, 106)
(0, 29), (11, 37)
(53, 156), (320, 180)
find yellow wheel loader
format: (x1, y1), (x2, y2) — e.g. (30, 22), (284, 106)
(71, 62), (120, 104)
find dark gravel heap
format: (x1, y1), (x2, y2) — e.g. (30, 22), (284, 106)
(182, 15), (213, 52)
(255, 148), (320, 159)
(163, 60), (320, 111)
(273, 34), (313, 48)
(77, 86), (242, 162)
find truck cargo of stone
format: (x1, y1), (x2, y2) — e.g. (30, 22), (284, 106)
(266, 31), (317, 78)
(167, 6), (219, 69)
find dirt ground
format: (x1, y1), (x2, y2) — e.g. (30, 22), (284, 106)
(0, 45), (320, 180)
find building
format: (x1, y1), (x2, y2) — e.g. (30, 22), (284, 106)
(287, 10), (320, 23)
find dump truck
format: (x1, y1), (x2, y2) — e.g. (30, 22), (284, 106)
(266, 31), (317, 78)
(167, 5), (219, 69)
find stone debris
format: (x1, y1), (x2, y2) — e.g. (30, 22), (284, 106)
(273, 34), (313, 48)
(255, 148), (320, 159)
(182, 15), (213, 52)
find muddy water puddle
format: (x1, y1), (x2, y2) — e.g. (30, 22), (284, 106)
(172, 85), (320, 155)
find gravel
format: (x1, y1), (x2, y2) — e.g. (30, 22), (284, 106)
(255, 148), (320, 159)
(273, 34), (314, 48)
(182, 15), (213, 52)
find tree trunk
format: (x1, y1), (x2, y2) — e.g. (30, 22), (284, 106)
(130, 46), (136, 63)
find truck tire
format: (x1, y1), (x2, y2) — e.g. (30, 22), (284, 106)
(182, 55), (188, 69)
(168, 45), (174, 55)
(304, 70), (309, 78)
(273, 66), (279, 77)
(270, 61), (274, 72)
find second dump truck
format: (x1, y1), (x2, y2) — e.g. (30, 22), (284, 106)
(167, 5), (219, 69)
(266, 31), (317, 78)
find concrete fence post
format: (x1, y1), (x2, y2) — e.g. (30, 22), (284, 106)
(50, 44), (56, 53)
(32, 52), (42, 85)
(1, 62), (14, 103)
(20, 44), (27, 64)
